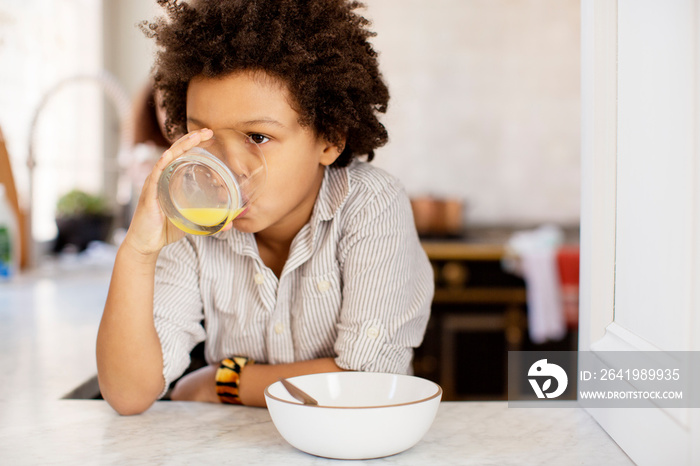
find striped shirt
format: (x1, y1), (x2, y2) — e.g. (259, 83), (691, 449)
(153, 161), (434, 395)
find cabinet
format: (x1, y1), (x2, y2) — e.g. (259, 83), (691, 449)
(414, 240), (528, 401)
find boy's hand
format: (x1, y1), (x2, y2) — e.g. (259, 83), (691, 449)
(123, 128), (214, 258)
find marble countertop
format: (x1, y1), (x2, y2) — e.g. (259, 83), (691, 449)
(0, 261), (632, 465)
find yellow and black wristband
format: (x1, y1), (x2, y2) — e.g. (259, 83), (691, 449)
(215, 356), (254, 405)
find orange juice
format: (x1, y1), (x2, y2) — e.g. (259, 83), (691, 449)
(168, 206), (246, 235)
(178, 207), (230, 226)
(168, 217), (211, 235)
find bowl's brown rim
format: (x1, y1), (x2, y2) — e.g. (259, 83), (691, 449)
(264, 373), (443, 409)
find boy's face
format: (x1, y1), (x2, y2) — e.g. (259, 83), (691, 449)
(186, 71), (342, 238)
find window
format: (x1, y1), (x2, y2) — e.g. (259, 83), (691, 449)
(0, 0), (104, 242)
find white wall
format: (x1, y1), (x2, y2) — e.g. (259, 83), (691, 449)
(102, 0), (159, 97)
(580, 1), (700, 464)
(615, 0), (695, 352)
(366, 0), (581, 226)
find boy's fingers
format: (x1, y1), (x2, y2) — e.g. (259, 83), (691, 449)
(155, 128), (213, 171)
(143, 128), (214, 202)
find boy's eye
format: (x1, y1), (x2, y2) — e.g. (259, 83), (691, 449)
(247, 133), (270, 145)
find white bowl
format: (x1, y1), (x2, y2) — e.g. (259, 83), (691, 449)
(264, 372), (442, 460)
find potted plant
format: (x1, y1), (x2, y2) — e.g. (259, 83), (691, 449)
(53, 189), (113, 253)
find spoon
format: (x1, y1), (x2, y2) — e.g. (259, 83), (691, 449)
(279, 378), (318, 406)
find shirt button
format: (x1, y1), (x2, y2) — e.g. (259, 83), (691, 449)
(254, 273), (265, 285)
(274, 322), (284, 334)
(317, 280), (331, 292)
(366, 326), (380, 339)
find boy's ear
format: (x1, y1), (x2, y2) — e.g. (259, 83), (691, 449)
(319, 137), (346, 166)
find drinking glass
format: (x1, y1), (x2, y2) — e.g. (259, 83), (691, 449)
(157, 129), (267, 235)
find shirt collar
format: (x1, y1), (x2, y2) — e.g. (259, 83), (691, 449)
(312, 164), (351, 223)
(216, 225), (256, 256)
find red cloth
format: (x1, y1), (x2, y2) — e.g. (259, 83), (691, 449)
(556, 246), (580, 328)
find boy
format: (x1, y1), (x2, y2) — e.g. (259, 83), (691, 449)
(97, 0), (433, 415)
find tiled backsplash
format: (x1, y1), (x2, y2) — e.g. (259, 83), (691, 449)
(365, 0), (581, 226)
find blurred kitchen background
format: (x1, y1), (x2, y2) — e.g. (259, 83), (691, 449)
(0, 0), (580, 401)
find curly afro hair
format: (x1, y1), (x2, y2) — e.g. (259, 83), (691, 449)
(141, 0), (390, 167)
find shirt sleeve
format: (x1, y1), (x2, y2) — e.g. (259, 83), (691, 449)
(153, 237), (206, 398)
(333, 183), (434, 374)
